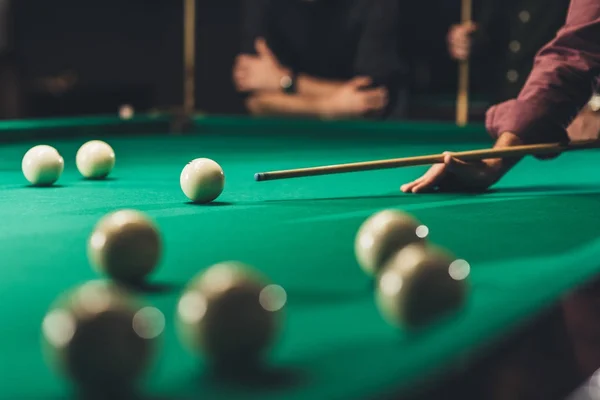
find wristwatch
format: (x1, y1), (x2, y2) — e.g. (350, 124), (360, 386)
(280, 72), (296, 94)
(588, 93), (600, 112)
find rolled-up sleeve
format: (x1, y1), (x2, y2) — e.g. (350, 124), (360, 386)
(486, 0), (600, 144)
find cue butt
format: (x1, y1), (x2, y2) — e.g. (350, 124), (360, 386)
(456, 0), (472, 127)
(183, 0), (196, 115)
(456, 61), (469, 126)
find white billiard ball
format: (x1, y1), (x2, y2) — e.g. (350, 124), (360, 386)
(76, 140), (116, 179)
(176, 262), (285, 367)
(41, 280), (163, 390)
(22, 145), (64, 186)
(355, 209), (426, 277)
(376, 243), (469, 328)
(88, 210), (162, 283)
(180, 158), (225, 203)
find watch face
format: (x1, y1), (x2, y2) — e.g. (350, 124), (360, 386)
(590, 94), (600, 111)
(280, 76), (292, 89)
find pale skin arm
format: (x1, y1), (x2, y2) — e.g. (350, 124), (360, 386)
(234, 39), (387, 118)
(246, 76), (388, 119)
(234, 38), (360, 96)
(295, 75), (345, 97)
(245, 92), (324, 117)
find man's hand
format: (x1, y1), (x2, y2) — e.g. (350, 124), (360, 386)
(567, 105), (600, 141)
(400, 153), (503, 193)
(400, 132), (524, 193)
(233, 38), (289, 92)
(319, 77), (388, 119)
(447, 22), (477, 61)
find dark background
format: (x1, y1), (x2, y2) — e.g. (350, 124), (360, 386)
(8, 0), (476, 119)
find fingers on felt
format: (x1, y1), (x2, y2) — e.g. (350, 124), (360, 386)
(400, 174), (424, 192)
(410, 172), (443, 193)
(400, 179), (423, 193)
(402, 164), (447, 193)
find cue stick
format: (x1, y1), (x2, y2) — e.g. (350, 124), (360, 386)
(254, 140), (600, 181)
(456, 0), (472, 127)
(183, 0), (196, 117)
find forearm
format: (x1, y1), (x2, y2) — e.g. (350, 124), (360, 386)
(295, 75), (345, 96)
(567, 101), (600, 140)
(245, 92), (325, 117)
(493, 131), (524, 167)
(479, 132), (525, 185)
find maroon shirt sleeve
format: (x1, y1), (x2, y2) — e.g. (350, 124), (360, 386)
(486, 0), (600, 144)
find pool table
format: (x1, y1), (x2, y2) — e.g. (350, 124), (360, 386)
(1, 114), (599, 399)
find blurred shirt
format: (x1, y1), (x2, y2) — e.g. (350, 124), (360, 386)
(240, 0), (409, 119)
(0, 0), (10, 53)
(470, 0), (570, 103)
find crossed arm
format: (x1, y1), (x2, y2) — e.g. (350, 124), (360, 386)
(234, 38), (388, 119)
(234, 0), (398, 119)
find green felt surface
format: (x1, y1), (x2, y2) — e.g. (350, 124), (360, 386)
(0, 116), (599, 399)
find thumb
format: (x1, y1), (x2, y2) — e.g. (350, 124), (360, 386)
(465, 22), (478, 33)
(443, 152), (472, 174)
(349, 76), (372, 89)
(255, 38), (275, 59)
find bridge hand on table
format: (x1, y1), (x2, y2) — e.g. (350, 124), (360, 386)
(400, 152), (501, 193)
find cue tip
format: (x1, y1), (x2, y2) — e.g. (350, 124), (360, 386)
(254, 173), (264, 181)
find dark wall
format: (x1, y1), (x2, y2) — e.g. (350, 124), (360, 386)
(12, 1), (177, 116)
(196, 0), (245, 115)
(10, 0), (463, 118)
